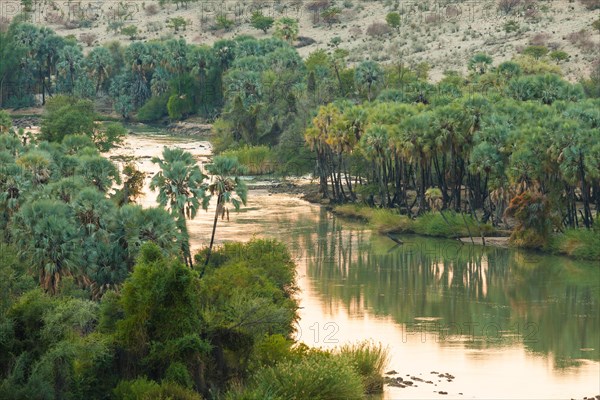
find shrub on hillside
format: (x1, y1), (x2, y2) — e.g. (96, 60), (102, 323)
(366, 22), (391, 37)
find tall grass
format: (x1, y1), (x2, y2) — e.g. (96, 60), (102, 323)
(250, 352), (364, 400)
(548, 228), (600, 261)
(334, 205), (495, 238)
(337, 341), (390, 394)
(220, 145), (275, 175)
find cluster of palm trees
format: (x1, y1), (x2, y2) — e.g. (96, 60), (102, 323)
(306, 93), (600, 231)
(0, 112), (247, 296)
(150, 148), (247, 269)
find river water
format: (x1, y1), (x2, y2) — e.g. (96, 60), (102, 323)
(110, 132), (600, 400)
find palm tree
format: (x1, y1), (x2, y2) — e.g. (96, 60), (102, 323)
(13, 199), (81, 294)
(355, 60), (383, 101)
(203, 156), (247, 270)
(150, 147), (206, 268)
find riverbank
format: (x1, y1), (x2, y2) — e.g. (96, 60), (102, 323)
(331, 204), (600, 262)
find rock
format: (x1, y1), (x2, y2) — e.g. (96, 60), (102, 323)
(426, 380), (434, 384)
(439, 391), (448, 395)
(385, 370), (398, 375)
(431, 371), (439, 374)
(404, 381), (413, 386)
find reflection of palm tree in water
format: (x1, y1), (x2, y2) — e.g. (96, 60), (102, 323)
(299, 212), (599, 364)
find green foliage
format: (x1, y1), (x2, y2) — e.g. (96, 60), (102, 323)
(76, 154), (121, 192)
(250, 334), (294, 368)
(167, 17), (188, 33)
(468, 53), (493, 74)
(120, 25), (138, 39)
(523, 45), (549, 60)
(321, 7), (341, 26)
(334, 205), (496, 238)
(114, 378), (202, 400)
(593, 18), (600, 32)
(355, 60), (383, 100)
(338, 341), (389, 394)
(251, 352), (364, 399)
(167, 94), (194, 120)
(0, 111), (12, 134)
(385, 12), (401, 31)
(274, 17), (299, 43)
(94, 122), (126, 152)
(151, 147), (207, 267)
(116, 242), (208, 356)
(504, 20), (519, 33)
(549, 50), (569, 63)
(12, 200), (82, 294)
(137, 94), (169, 122)
(0, 243), (36, 314)
(250, 12), (274, 33)
(513, 55), (561, 75)
(220, 145), (274, 175)
(216, 15), (235, 31)
(548, 227), (600, 261)
(40, 96), (96, 143)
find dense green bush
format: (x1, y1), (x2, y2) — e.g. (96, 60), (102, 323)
(548, 225), (600, 260)
(338, 341), (389, 394)
(251, 352), (364, 400)
(220, 145), (275, 175)
(137, 95), (169, 122)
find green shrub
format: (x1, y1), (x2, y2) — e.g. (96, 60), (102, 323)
(333, 206), (495, 238)
(252, 352), (364, 399)
(548, 227), (600, 261)
(221, 145), (275, 175)
(522, 45), (549, 60)
(164, 362), (194, 389)
(114, 378), (202, 400)
(549, 50), (569, 63)
(137, 95), (169, 122)
(216, 15), (235, 31)
(120, 25), (138, 39)
(250, 334), (294, 368)
(250, 12), (274, 33)
(167, 94), (194, 120)
(338, 341), (389, 394)
(386, 12), (401, 31)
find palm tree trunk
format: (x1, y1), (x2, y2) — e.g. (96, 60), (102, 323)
(178, 211), (193, 268)
(204, 194), (222, 271)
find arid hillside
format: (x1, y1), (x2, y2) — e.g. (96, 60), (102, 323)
(4, 0), (599, 81)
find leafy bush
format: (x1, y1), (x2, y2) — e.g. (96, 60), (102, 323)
(252, 352), (364, 399)
(167, 17), (188, 33)
(221, 145), (275, 175)
(120, 25), (138, 39)
(167, 94), (194, 120)
(549, 50), (569, 63)
(114, 378), (202, 400)
(338, 341), (389, 394)
(137, 94), (169, 122)
(250, 12), (274, 33)
(522, 45), (548, 60)
(216, 15), (235, 31)
(386, 12), (401, 31)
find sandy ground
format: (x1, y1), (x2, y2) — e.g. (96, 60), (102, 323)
(11, 0), (599, 82)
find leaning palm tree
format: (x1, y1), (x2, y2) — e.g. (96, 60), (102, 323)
(150, 147), (207, 268)
(203, 156), (247, 270)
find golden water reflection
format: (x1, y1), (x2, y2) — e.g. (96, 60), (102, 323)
(115, 133), (599, 400)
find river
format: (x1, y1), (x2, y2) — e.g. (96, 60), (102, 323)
(110, 132), (600, 399)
